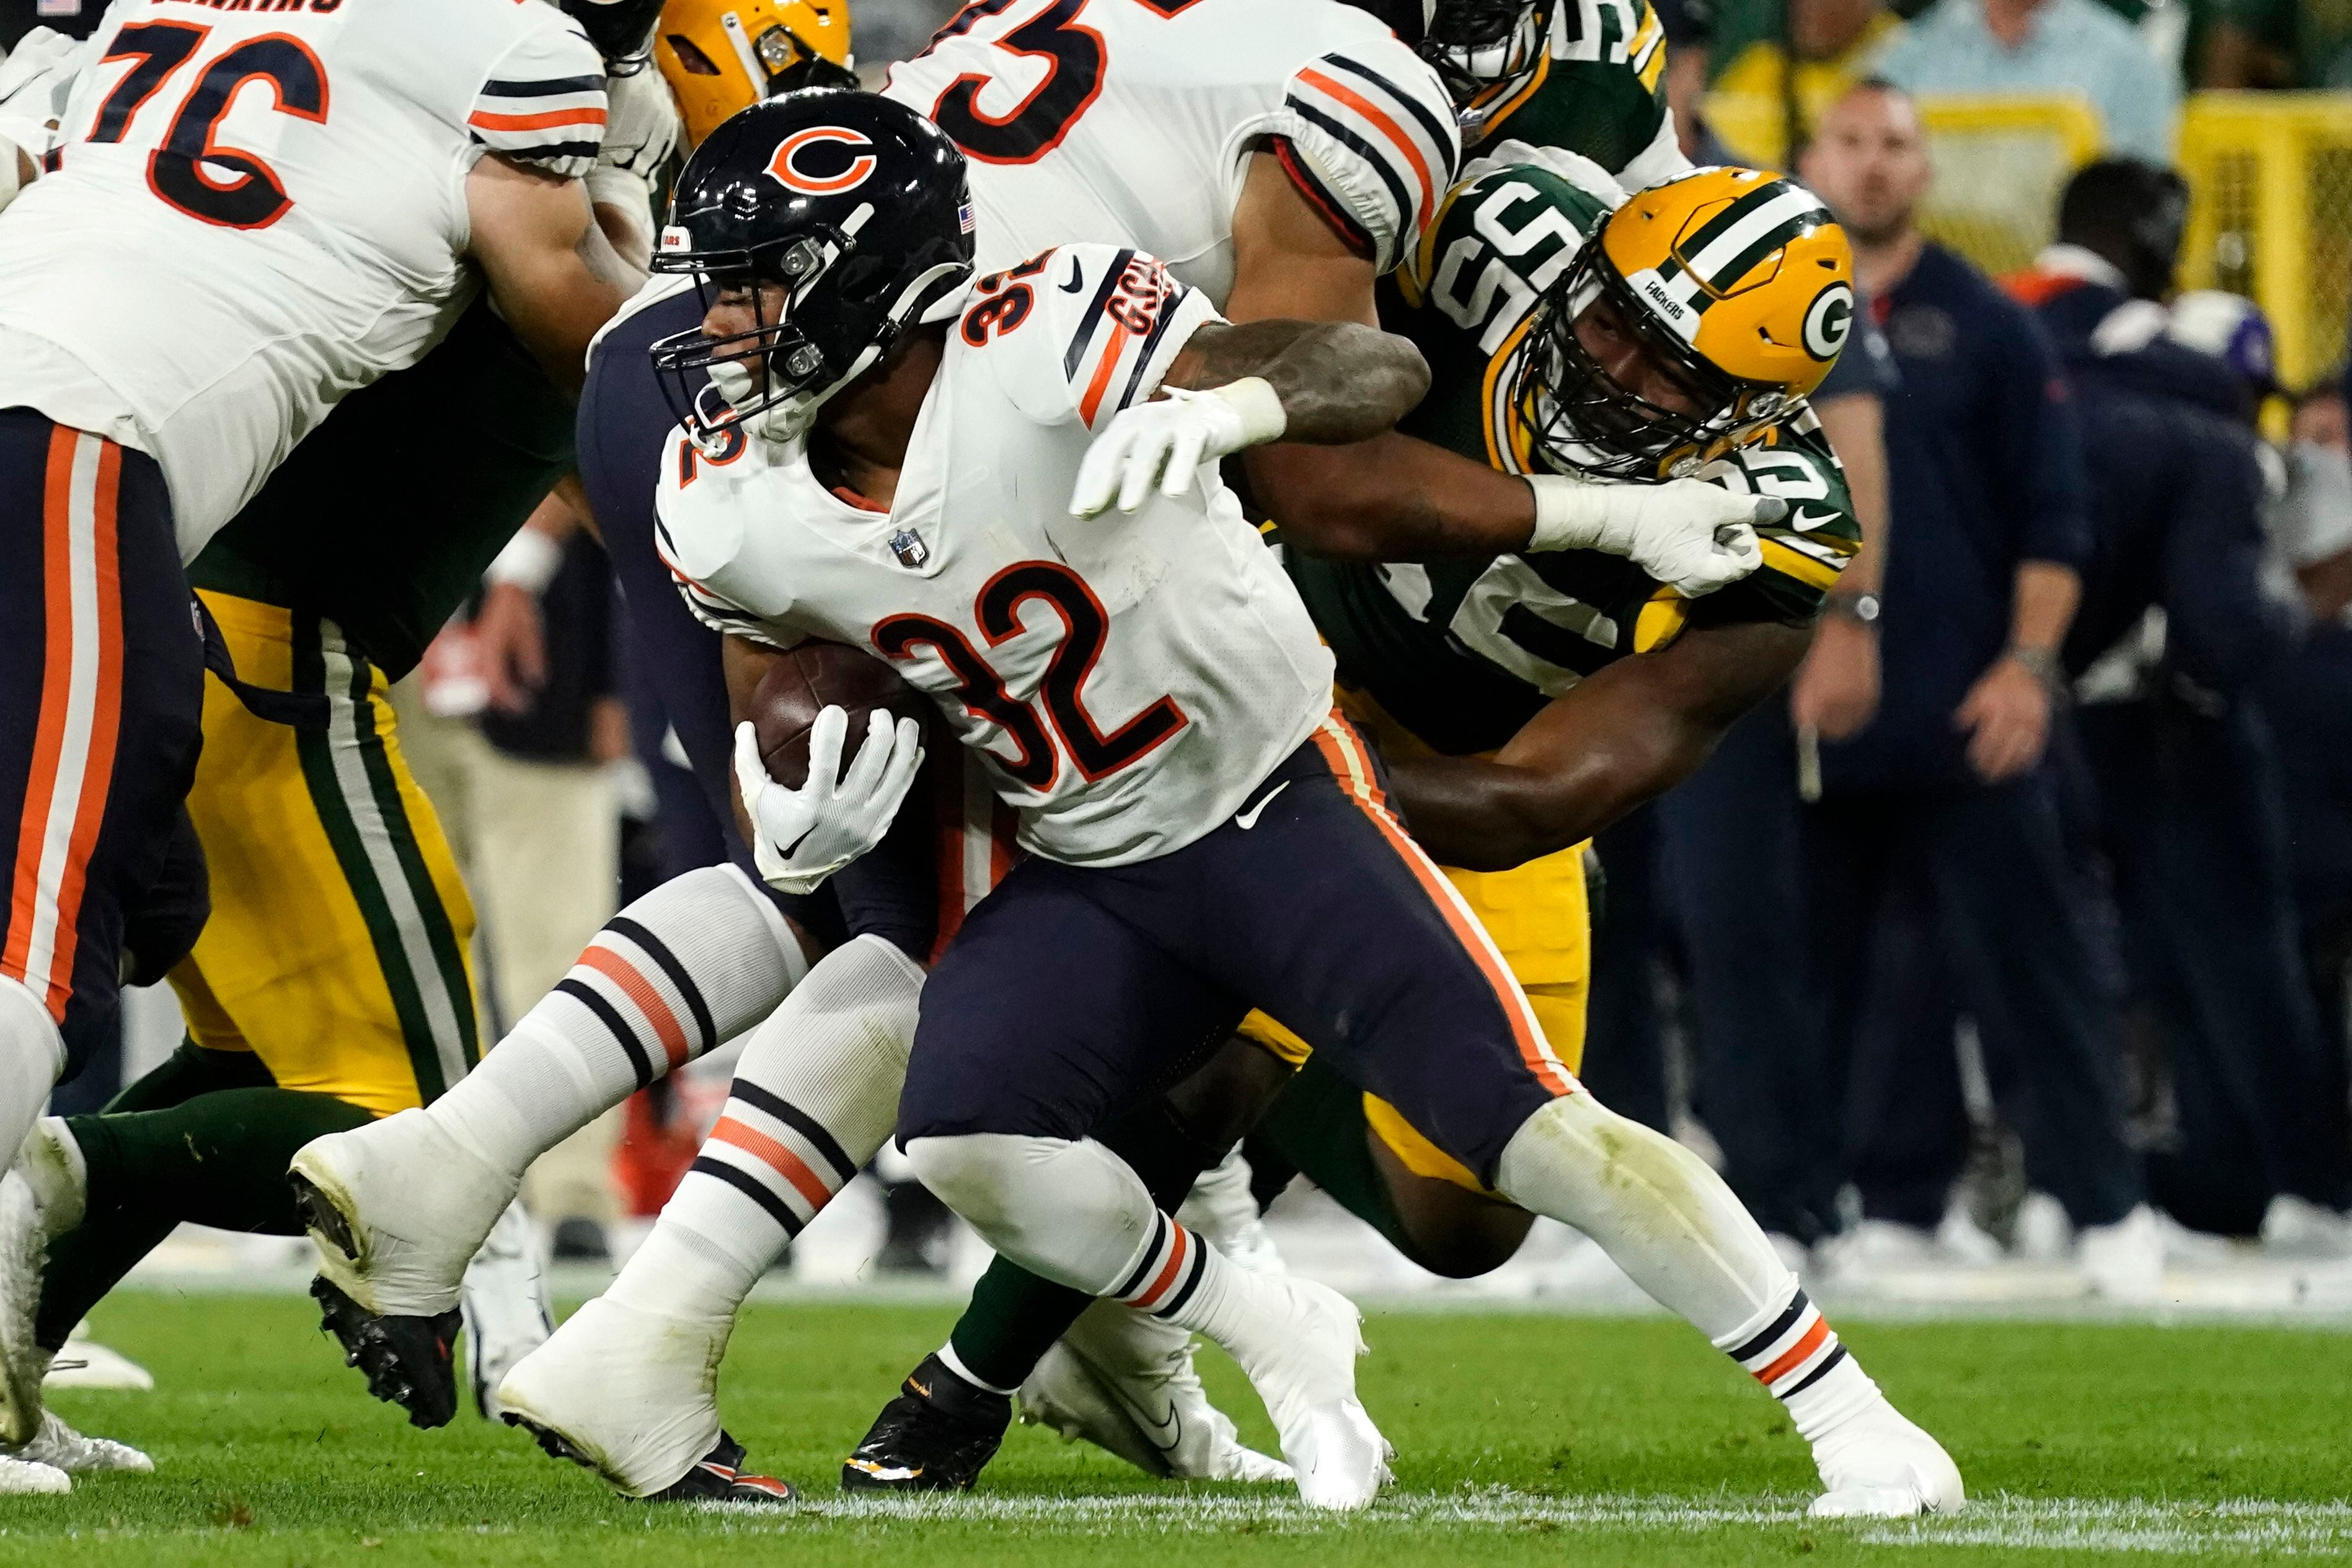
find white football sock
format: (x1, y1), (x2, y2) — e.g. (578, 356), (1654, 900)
(431, 866), (808, 1179)
(0, 980), (64, 1179)
(906, 1132), (1286, 1363)
(1493, 1093), (1883, 1429)
(605, 935), (920, 1324)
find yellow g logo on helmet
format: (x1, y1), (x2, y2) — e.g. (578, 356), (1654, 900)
(654, 0), (856, 149)
(1598, 166), (1854, 405)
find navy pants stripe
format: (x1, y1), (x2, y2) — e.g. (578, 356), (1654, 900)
(0, 409), (204, 1069)
(899, 716), (1575, 1186)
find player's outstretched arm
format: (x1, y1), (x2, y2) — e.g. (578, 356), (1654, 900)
(465, 154), (647, 397)
(1382, 617), (1813, 871)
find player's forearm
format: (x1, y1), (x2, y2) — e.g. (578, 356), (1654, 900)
(2009, 560), (2081, 655)
(1247, 434), (1539, 562)
(1384, 738), (1689, 871)
(1387, 619), (1815, 868)
(1165, 319), (1428, 445)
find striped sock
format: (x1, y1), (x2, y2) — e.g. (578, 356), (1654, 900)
(1107, 1212), (1213, 1320)
(1715, 1285), (1881, 1441)
(607, 936), (919, 1323)
(430, 865), (808, 1180)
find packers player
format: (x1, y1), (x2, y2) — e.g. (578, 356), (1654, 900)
(0, 0), (760, 1468)
(853, 149), (1877, 1495)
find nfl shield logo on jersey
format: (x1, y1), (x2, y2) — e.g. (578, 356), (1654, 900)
(889, 529), (930, 568)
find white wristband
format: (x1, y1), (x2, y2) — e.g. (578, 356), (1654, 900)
(485, 527), (564, 594)
(1524, 473), (1621, 554)
(1208, 377), (1288, 449)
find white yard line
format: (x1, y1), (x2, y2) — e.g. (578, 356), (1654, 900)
(691, 1491), (2352, 1554)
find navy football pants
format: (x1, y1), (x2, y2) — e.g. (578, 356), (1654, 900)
(898, 715), (1579, 1186)
(0, 409), (205, 1072)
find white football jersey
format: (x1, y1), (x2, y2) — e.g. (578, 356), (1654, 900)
(881, 0), (1459, 306)
(658, 245), (1336, 868)
(0, 0), (608, 558)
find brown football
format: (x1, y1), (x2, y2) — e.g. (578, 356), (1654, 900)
(749, 640), (927, 790)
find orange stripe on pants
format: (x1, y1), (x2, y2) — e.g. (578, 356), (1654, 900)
(2, 430), (122, 1021)
(43, 441), (122, 1015)
(1307, 715), (1577, 1098)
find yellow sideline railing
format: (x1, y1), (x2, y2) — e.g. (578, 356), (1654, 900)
(1702, 88), (2352, 387)
(2175, 93), (2352, 390)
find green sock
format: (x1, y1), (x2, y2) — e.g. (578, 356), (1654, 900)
(947, 1100), (1226, 1393)
(1245, 1052), (1418, 1258)
(37, 1086), (373, 1349)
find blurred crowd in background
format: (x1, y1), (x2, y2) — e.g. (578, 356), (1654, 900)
(20, 0), (2352, 1295)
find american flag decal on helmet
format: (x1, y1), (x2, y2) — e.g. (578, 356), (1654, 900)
(958, 200), (975, 235)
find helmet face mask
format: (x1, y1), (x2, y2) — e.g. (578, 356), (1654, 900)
(1518, 248), (1761, 480)
(652, 225), (874, 443)
(1421, 0), (1556, 112)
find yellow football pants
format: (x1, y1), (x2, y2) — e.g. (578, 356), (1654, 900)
(169, 592), (480, 1117)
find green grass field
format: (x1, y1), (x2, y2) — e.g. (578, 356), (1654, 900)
(7, 1290), (2347, 1565)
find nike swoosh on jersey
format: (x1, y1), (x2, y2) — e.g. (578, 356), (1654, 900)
(1235, 780), (1291, 830)
(1060, 254), (1085, 293)
(1785, 507), (1841, 532)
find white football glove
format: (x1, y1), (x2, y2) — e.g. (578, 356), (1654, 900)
(0, 26), (83, 214)
(1526, 474), (1784, 597)
(598, 66), (680, 180)
(732, 708), (924, 896)
(1070, 378), (1288, 517)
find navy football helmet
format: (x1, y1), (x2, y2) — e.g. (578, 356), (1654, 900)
(561, 0), (666, 73)
(650, 91), (976, 443)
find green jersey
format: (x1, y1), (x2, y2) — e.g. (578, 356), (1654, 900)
(189, 300), (577, 682)
(1467, 0), (1677, 181)
(1284, 159), (1859, 758)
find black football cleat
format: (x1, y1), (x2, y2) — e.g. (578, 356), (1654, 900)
(505, 1413), (796, 1506)
(307, 1275), (462, 1430)
(647, 1433), (798, 1505)
(841, 1352), (1010, 1492)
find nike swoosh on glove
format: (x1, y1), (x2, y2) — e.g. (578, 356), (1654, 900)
(732, 708), (924, 896)
(1527, 475), (1785, 598)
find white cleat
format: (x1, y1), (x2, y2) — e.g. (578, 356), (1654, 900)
(1177, 1149), (1288, 1277)
(1227, 1276), (1389, 1510)
(1019, 1300), (1290, 1483)
(2078, 1204), (2164, 1306)
(1808, 1401), (1965, 1519)
(0, 1451), (68, 1494)
(291, 1110), (518, 1318)
(11, 1410), (150, 1475)
(495, 1295), (730, 1498)
(46, 1323), (153, 1393)
(460, 1200), (554, 1421)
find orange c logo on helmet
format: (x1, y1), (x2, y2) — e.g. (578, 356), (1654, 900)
(765, 127), (877, 195)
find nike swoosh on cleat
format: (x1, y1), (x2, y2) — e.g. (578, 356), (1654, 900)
(1235, 780), (1290, 831)
(1133, 1399), (1182, 1456)
(1060, 254), (1085, 293)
